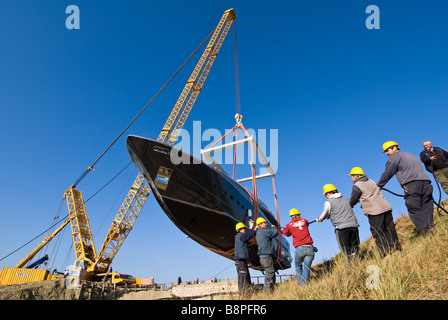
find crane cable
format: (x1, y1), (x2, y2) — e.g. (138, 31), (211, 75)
(72, 27), (217, 188)
(233, 22), (285, 265)
(233, 20), (241, 116)
(0, 159), (135, 263)
(0, 209), (67, 263)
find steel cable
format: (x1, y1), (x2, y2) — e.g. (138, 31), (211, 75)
(72, 27), (216, 188)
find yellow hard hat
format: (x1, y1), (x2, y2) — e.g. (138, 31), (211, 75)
(235, 222), (247, 231)
(289, 208), (301, 217)
(256, 217), (267, 225)
(349, 167), (364, 176)
(323, 184), (337, 194)
(382, 141), (399, 153)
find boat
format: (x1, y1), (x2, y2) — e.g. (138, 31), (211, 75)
(126, 135), (292, 271)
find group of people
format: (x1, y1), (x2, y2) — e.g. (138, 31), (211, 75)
(234, 217), (279, 294)
(234, 140), (448, 294)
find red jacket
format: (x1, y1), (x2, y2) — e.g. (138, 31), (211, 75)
(282, 217), (313, 248)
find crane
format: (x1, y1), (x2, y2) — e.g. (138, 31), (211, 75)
(4, 9), (237, 282)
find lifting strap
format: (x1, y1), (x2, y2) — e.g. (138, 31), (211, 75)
(272, 176), (282, 261)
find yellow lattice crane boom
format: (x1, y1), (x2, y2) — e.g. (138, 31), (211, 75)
(158, 8), (236, 146)
(64, 187), (97, 265)
(92, 173), (150, 274)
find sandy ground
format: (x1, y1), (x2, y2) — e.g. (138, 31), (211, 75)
(0, 279), (240, 300)
(0, 279), (168, 300)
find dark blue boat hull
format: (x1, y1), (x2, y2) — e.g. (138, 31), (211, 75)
(127, 135), (292, 271)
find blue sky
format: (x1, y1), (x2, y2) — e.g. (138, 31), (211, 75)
(1, 0), (447, 285)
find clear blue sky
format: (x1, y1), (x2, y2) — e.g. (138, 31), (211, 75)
(1, 0), (447, 285)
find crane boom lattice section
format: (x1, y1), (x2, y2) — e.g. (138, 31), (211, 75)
(159, 9), (237, 146)
(64, 187), (97, 264)
(93, 173), (150, 273)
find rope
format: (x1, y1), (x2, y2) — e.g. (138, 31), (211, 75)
(428, 160), (445, 216)
(381, 187), (448, 215)
(434, 176), (444, 215)
(72, 27), (216, 188)
(433, 200), (447, 215)
(381, 187), (404, 198)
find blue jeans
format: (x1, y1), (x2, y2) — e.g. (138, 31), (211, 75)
(294, 245), (314, 285)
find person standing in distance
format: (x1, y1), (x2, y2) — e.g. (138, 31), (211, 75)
(377, 141), (434, 236)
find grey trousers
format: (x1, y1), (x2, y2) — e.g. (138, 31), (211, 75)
(260, 255), (275, 293)
(235, 260), (251, 293)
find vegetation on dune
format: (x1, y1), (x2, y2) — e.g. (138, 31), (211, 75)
(243, 200), (448, 300)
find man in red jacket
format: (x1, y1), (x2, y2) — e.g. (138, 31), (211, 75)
(282, 209), (315, 286)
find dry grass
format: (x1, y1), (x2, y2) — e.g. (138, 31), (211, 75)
(241, 200), (448, 300)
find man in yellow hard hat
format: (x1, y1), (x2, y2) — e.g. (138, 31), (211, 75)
(255, 217), (278, 293)
(281, 208), (314, 285)
(234, 220), (256, 294)
(348, 167), (401, 257)
(316, 184), (360, 262)
(378, 141), (434, 236)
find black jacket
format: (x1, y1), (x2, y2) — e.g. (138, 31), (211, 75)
(420, 147), (448, 173)
(234, 229), (256, 261)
